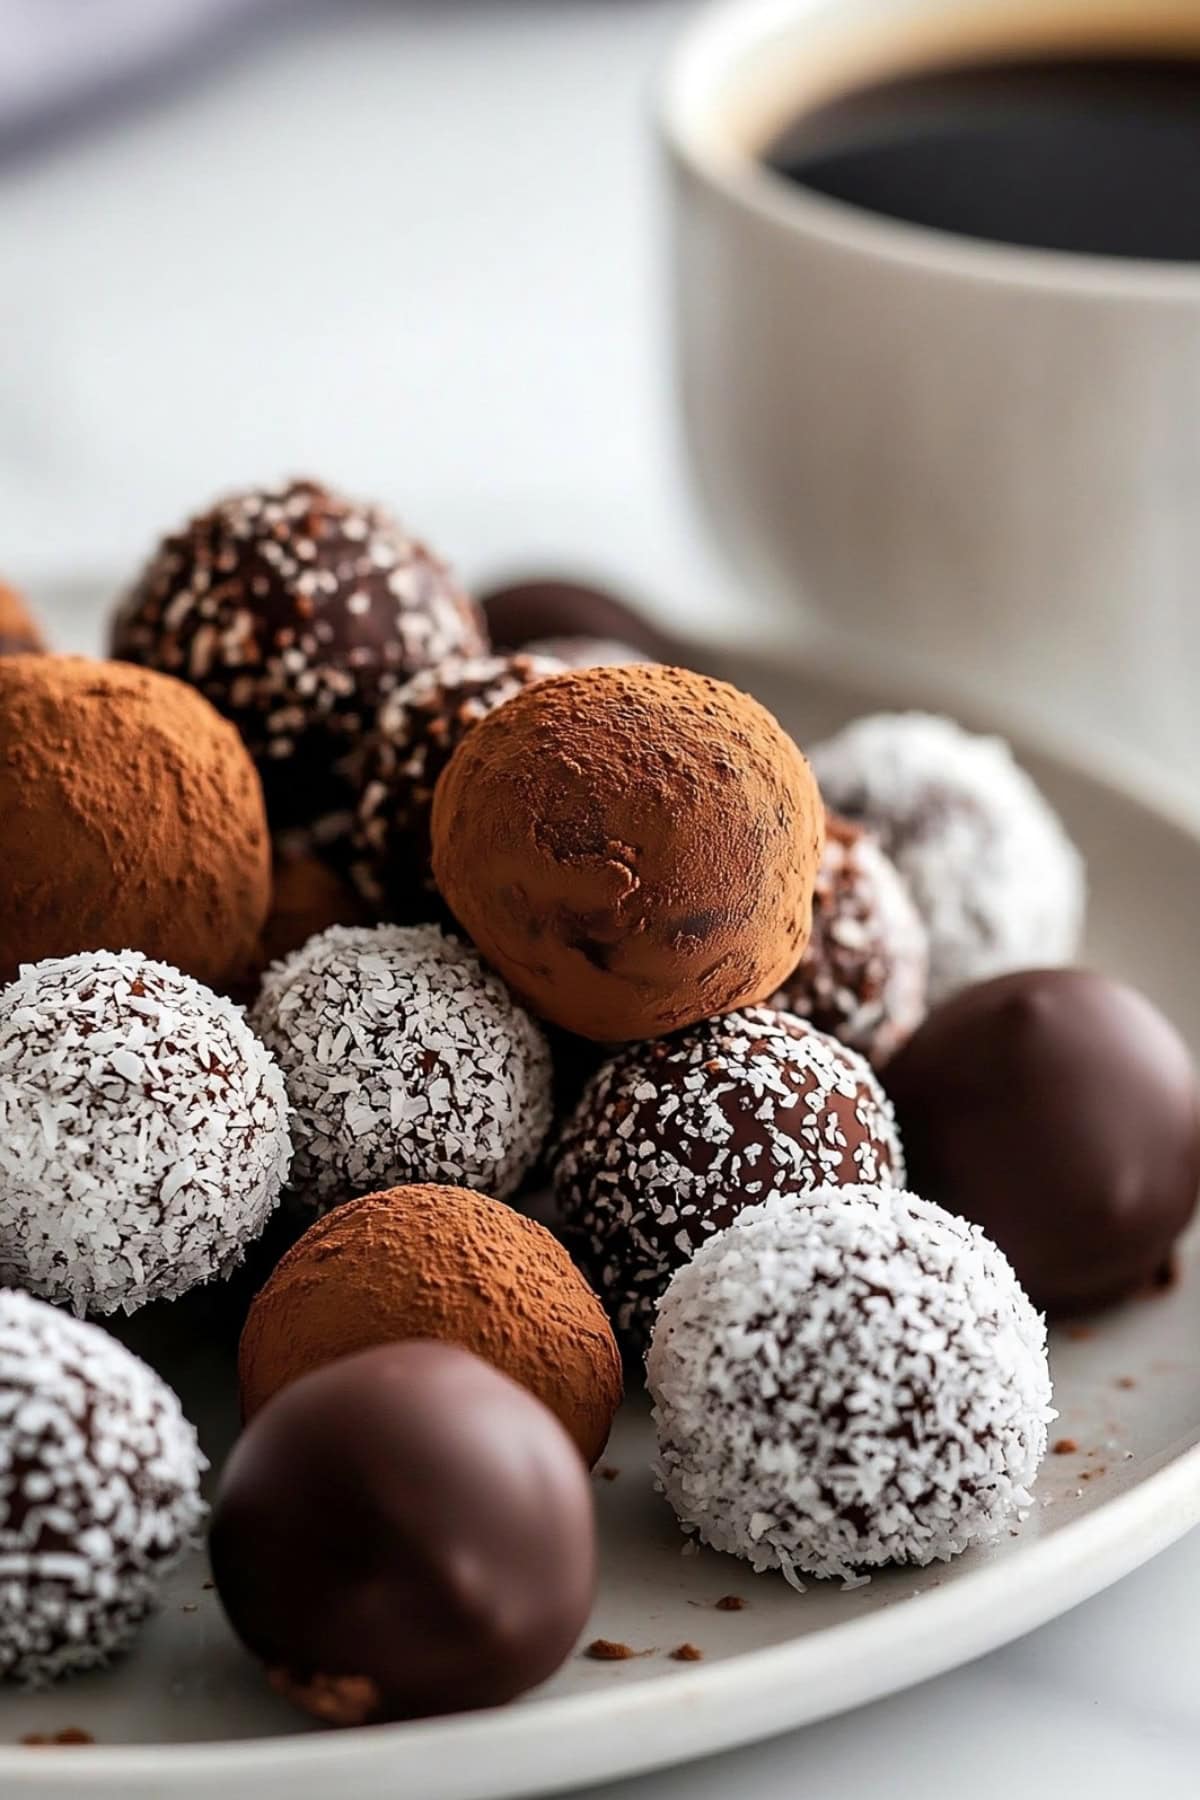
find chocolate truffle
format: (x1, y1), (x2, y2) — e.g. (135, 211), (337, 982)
(883, 968), (1200, 1314)
(0, 656), (269, 993)
(523, 636), (652, 669)
(809, 712), (1085, 1004)
(648, 1188), (1053, 1582)
(238, 1183), (622, 1465)
(351, 652), (564, 915)
(251, 924), (552, 1209)
(0, 580), (44, 655)
(432, 666), (825, 1042)
(554, 1007), (905, 1353)
(211, 1342), (595, 1725)
(481, 575), (673, 662)
(769, 815), (928, 1066)
(262, 852), (370, 969)
(111, 479), (486, 838)
(0, 950), (292, 1315)
(0, 1290), (206, 1682)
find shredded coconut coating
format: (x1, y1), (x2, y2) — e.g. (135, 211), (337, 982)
(351, 652), (563, 911)
(252, 924), (552, 1209)
(770, 817), (928, 1066)
(554, 1008), (905, 1354)
(0, 1290), (207, 1684)
(0, 951), (292, 1316)
(809, 712), (1085, 1005)
(649, 1187), (1054, 1583)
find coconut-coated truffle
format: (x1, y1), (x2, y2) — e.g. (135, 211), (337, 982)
(648, 1188), (1053, 1583)
(809, 712), (1085, 1004)
(238, 1184), (622, 1464)
(212, 1342), (595, 1725)
(252, 924), (552, 1210)
(554, 1007), (905, 1354)
(351, 652), (564, 916)
(0, 1290), (206, 1683)
(111, 479), (486, 839)
(0, 580), (44, 655)
(432, 666), (825, 1042)
(0, 657), (270, 994)
(769, 815), (928, 1066)
(884, 968), (1200, 1315)
(0, 950), (292, 1315)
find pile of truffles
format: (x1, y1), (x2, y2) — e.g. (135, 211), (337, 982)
(0, 485), (1194, 1741)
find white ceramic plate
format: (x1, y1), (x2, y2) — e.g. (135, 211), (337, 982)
(4, 641), (1200, 1800)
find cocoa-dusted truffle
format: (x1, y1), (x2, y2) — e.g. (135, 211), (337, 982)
(212, 1342), (595, 1725)
(238, 1184), (622, 1465)
(769, 815), (928, 1066)
(481, 575), (673, 662)
(0, 656), (269, 992)
(0, 580), (44, 655)
(0, 1290), (206, 1682)
(809, 712), (1085, 1004)
(648, 1188), (1053, 1583)
(432, 666), (825, 1042)
(554, 1007), (905, 1353)
(262, 852), (370, 970)
(0, 950), (292, 1315)
(111, 479), (486, 838)
(251, 924), (552, 1209)
(351, 652), (563, 915)
(883, 968), (1200, 1314)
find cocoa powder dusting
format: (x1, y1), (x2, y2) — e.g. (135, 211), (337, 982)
(239, 1184), (622, 1465)
(715, 1595), (746, 1611)
(584, 1639), (652, 1662)
(670, 1643), (704, 1662)
(0, 657), (269, 992)
(21, 1728), (94, 1747)
(1052, 1438), (1079, 1455)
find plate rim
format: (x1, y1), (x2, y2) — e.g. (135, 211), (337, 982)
(8, 637), (1200, 1795)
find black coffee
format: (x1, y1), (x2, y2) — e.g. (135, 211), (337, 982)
(765, 55), (1200, 259)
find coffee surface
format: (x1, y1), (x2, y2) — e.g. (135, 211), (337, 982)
(765, 56), (1200, 260)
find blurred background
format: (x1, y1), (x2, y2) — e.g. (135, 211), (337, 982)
(0, 0), (756, 643)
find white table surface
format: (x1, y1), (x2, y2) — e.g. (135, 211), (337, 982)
(1, 3), (1199, 1794)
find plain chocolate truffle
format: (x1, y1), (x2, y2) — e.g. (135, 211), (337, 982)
(0, 949), (292, 1315)
(769, 815), (929, 1066)
(238, 1183), (622, 1465)
(0, 656), (270, 992)
(554, 1007), (905, 1353)
(251, 924), (552, 1209)
(0, 580), (44, 655)
(883, 968), (1200, 1314)
(0, 1290), (206, 1683)
(480, 575), (672, 662)
(432, 666), (825, 1042)
(211, 1342), (595, 1725)
(809, 712), (1085, 1004)
(648, 1188), (1052, 1581)
(111, 479), (485, 838)
(351, 652), (563, 916)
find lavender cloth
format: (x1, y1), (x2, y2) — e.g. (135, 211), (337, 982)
(0, 0), (288, 149)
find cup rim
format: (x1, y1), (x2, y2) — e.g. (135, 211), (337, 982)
(658, 0), (1200, 301)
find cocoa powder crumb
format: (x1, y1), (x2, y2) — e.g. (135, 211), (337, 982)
(21, 1728), (94, 1747)
(584, 1638), (653, 1662)
(715, 1595), (747, 1611)
(1116, 1376), (1137, 1390)
(671, 1643), (704, 1662)
(596, 1466), (621, 1482)
(1052, 1437), (1079, 1455)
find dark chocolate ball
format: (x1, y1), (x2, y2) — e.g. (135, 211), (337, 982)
(351, 651), (563, 917)
(210, 1341), (596, 1725)
(480, 575), (674, 662)
(554, 1007), (905, 1353)
(112, 480), (486, 838)
(883, 968), (1200, 1315)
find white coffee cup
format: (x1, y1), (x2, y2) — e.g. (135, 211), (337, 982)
(660, 0), (1200, 774)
